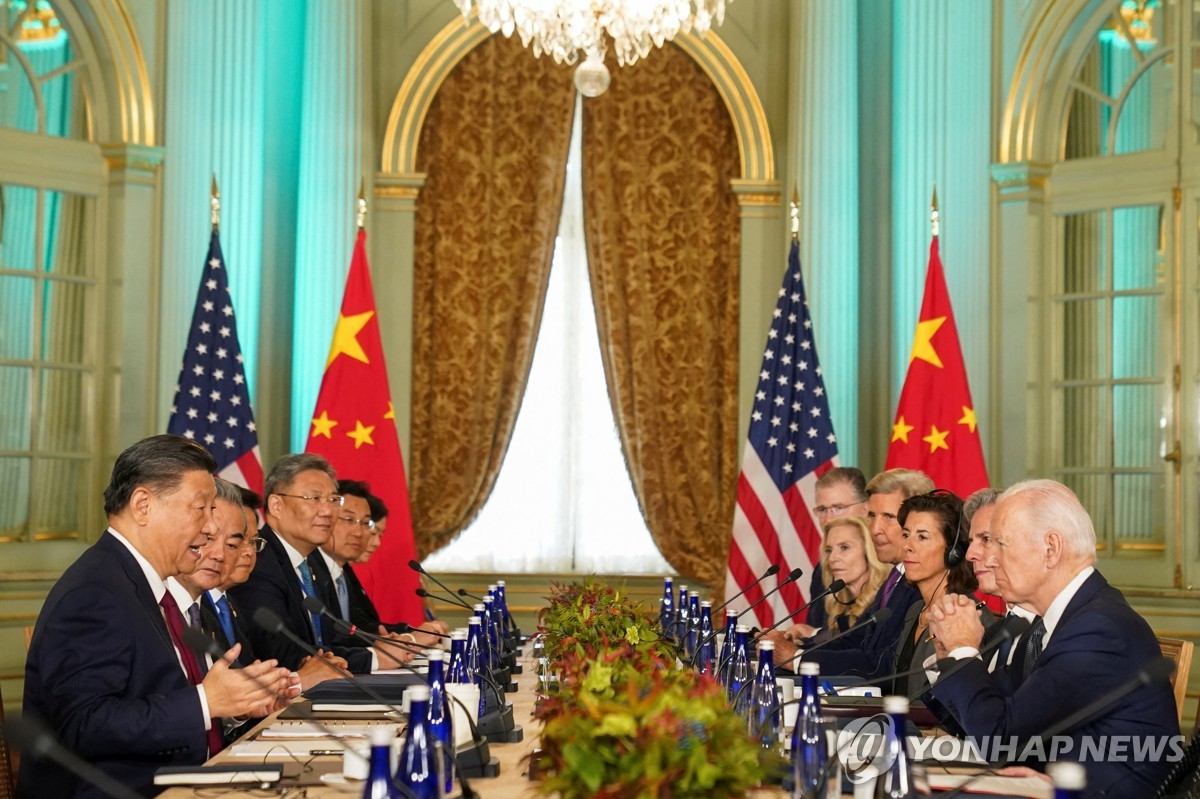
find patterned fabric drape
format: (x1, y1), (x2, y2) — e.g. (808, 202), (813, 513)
(410, 35), (575, 557)
(581, 44), (741, 589)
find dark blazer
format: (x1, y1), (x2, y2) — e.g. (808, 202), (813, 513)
(930, 570), (1180, 799)
(228, 526), (372, 674)
(199, 591), (255, 665)
(18, 532), (208, 798)
(306, 550), (397, 634)
(304, 551), (380, 650)
(804, 567), (920, 680)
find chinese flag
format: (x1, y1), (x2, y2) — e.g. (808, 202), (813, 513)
(305, 228), (423, 626)
(885, 236), (989, 497)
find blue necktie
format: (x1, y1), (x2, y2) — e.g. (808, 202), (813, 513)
(335, 573), (351, 621)
(213, 595), (238, 648)
(297, 560), (324, 646)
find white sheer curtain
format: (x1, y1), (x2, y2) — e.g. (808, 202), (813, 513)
(422, 98), (670, 575)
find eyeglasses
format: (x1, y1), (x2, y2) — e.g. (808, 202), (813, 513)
(243, 536), (268, 552)
(814, 503), (861, 516)
(338, 515), (375, 530)
(276, 492), (344, 507)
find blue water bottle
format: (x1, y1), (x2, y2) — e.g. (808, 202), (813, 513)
(1048, 762), (1086, 799)
(660, 577), (675, 642)
(686, 590), (701, 658)
(362, 725), (397, 799)
(675, 584), (691, 647)
(425, 649), (455, 795)
(716, 607), (739, 688)
(446, 629), (469, 683)
(395, 685), (439, 799)
(873, 696), (915, 798)
(465, 617), (488, 718)
(792, 661), (828, 797)
(695, 600), (717, 677)
(728, 624), (752, 716)
(750, 640), (781, 749)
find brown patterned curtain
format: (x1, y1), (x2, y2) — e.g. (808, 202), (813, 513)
(581, 44), (741, 589)
(410, 36), (575, 557)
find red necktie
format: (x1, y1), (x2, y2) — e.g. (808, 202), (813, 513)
(160, 591), (225, 755)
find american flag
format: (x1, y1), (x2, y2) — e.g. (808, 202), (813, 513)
(166, 231), (264, 493)
(725, 239), (838, 628)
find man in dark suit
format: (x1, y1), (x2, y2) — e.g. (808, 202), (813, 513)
(19, 435), (291, 798)
(229, 454), (410, 674)
(766, 468), (932, 680)
(929, 479), (1180, 798)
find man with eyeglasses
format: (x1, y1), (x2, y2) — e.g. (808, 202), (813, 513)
(230, 454), (413, 674)
(804, 467), (870, 630)
(767, 468), (932, 680)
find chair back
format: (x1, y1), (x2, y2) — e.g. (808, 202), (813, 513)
(1156, 636), (1193, 725)
(22, 627), (32, 652)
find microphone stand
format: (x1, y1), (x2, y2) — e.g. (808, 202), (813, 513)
(750, 580), (846, 646)
(713, 564), (781, 614)
(181, 626), (424, 799)
(5, 716), (144, 799)
(790, 606), (895, 660)
(417, 586), (474, 612)
(308, 598), (523, 744)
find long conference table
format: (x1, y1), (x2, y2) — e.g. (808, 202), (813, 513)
(156, 644), (1047, 799)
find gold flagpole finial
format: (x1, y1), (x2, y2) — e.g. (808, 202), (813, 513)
(930, 184), (939, 238)
(355, 179), (367, 229)
(210, 174), (220, 230)
(789, 187), (800, 240)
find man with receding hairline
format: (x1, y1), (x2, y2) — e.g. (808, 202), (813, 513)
(929, 479), (1178, 798)
(20, 435), (291, 799)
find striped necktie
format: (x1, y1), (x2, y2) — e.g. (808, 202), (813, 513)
(335, 572), (351, 621)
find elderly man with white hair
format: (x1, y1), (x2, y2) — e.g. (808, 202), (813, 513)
(926, 479), (1179, 799)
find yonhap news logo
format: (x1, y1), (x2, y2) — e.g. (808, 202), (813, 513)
(836, 714), (1186, 784)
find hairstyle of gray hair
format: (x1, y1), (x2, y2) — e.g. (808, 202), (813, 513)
(264, 453), (336, 498)
(997, 479), (1097, 562)
(865, 468), (934, 501)
(962, 487), (1002, 525)
(815, 467), (868, 502)
(213, 477), (245, 506)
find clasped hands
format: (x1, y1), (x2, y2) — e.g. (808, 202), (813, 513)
(926, 594), (986, 659)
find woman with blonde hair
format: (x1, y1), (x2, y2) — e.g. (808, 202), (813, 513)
(806, 515), (891, 635)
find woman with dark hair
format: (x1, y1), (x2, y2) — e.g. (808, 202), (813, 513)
(891, 490), (991, 696)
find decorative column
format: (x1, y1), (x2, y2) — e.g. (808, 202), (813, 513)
(160, 1), (268, 426)
(290, 0), (368, 450)
(891, 1), (992, 436)
(790, 0), (861, 464)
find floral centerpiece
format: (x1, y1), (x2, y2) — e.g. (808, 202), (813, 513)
(532, 579), (779, 798)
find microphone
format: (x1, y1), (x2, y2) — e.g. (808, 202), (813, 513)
(795, 606), (894, 658)
(417, 586), (474, 611)
(5, 715), (144, 799)
(457, 587), (486, 603)
(750, 579), (846, 646)
(935, 656), (1175, 799)
(392, 621), (454, 641)
(180, 628), (422, 799)
(410, 560), (479, 611)
(713, 564), (781, 614)
(302, 597), (427, 656)
(736, 567), (804, 623)
(302, 597), (519, 744)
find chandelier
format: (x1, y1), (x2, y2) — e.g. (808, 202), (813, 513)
(453, 0), (731, 96)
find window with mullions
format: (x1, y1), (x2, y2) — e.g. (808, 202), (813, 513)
(0, 0), (97, 542)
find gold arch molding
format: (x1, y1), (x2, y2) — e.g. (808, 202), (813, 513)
(381, 17), (775, 185)
(999, 0), (1112, 164)
(48, 0), (156, 145)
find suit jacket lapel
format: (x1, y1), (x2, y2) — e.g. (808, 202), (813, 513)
(98, 531), (177, 654)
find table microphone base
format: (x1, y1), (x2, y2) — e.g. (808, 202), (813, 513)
(479, 703), (524, 743)
(456, 739), (501, 778)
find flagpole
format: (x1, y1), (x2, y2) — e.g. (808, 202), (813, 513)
(355, 178), (366, 230)
(930, 184), (939, 239)
(789, 186), (800, 241)
(210, 175), (220, 231)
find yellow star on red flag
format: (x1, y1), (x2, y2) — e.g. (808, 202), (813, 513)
(909, 316), (946, 368)
(922, 425), (950, 453)
(958, 406), (977, 433)
(346, 420), (376, 449)
(325, 310), (374, 368)
(310, 410), (338, 439)
(892, 416), (915, 443)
